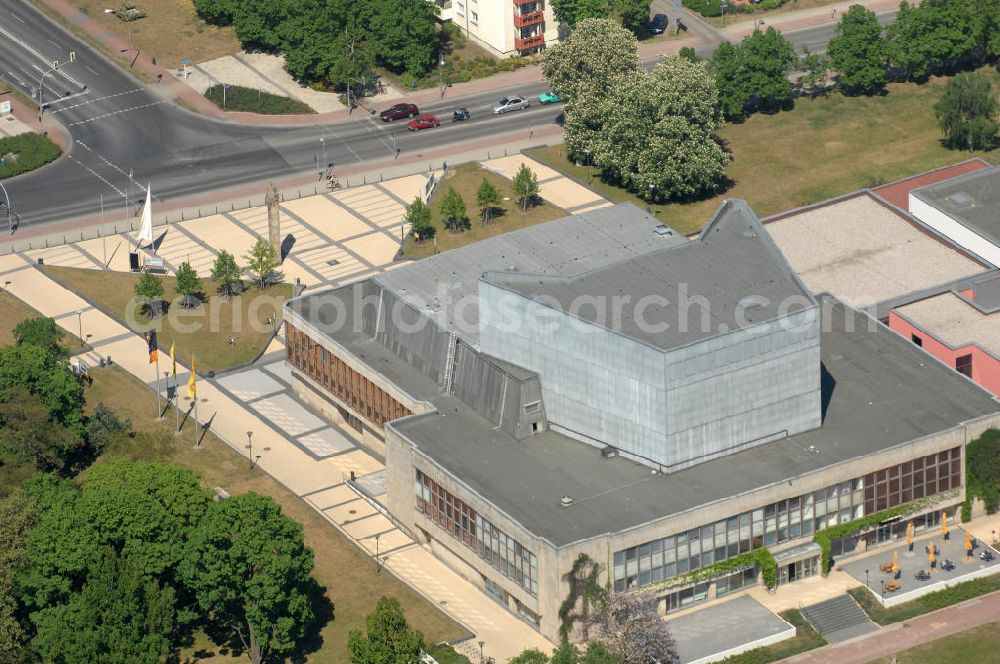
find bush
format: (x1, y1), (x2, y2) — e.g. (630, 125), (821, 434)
(426, 643), (473, 664)
(0, 132), (61, 178)
(204, 85), (315, 114)
(683, 0), (722, 17)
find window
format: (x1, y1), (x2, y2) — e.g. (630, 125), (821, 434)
(956, 354), (973, 378)
(470, 10), (478, 22)
(911, 333), (923, 346)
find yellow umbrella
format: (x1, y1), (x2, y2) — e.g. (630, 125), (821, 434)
(966, 530), (974, 556)
(942, 512), (949, 539)
(929, 545), (936, 568)
(891, 550), (900, 577)
(907, 521), (914, 545)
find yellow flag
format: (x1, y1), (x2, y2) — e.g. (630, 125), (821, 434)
(187, 355), (197, 399)
(170, 342), (176, 377)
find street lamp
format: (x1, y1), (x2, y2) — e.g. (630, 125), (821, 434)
(245, 430), (254, 468)
(374, 532), (381, 571)
(76, 310), (83, 343)
(583, 149), (592, 184)
(880, 579), (885, 597)
(105, 8), (137, 66)
(438, 53), (448, 100)
(865, 569), (870, 588)
(756, 19), (766, 32)
(478, 641), (485, 664)
(320, 134), (328, 179)
(0, 179), (14, 234)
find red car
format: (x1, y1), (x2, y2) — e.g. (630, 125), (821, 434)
(407, 114), (440, 131)
(380, 103), (419, 122)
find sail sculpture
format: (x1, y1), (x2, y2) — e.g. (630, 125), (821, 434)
(136, 185), (154, 250)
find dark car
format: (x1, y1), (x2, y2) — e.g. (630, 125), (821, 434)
(380, 103), (420, 122)
(650, 14), (668, 35)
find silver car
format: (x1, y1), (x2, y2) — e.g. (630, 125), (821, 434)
(492, 95), (530, 114)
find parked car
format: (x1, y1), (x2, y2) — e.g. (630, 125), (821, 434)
(380, 103), (419, 122)
(492, 95), (530, 114)
(407, 114), (440, 131)
(650, 13), (668, 35)
(538, 90), (561, 104)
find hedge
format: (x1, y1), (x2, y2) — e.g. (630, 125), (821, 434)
(0, 132), (61, 178)
(204, 85), (315, 114)
(848, 572), (1000, 625)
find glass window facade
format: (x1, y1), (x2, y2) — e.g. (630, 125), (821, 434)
(613, 447), (961, 592)
(416, 470), (538, 596)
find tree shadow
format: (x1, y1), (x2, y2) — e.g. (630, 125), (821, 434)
(289, 579), (335, 663)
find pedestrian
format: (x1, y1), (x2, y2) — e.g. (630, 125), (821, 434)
(832, 7), (837, 19)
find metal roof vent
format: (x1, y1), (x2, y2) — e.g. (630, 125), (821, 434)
(601, 445), (619, 459)
(560, 495), (574, 507)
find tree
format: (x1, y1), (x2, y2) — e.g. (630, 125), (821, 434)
(363, 0), (439, 75)
(564, 55), (729, 202)
(244, 238), (283, 290)
(439, 187), (469, 232)
(510, 648), (551, 664)
(30, 547), (176, 664)
(580, 642), (621, 664)
(84, 403), (133, 454)
(887, 0), (977, 82)
(827, 5), (887, 96)
(966, 428), (1000, 513)
(798, 46), (830, 97)
(935, 71), (999, 151)
(134, 269), (165, 318)
(0, 490), (42, 661)
(475, 178), (503, 224)
(709, 27), (796, 120)
(614, 0), (653, 37)
(180, 493), (317, 664)
(585, 593), (679, 664)
(550, 0), (607, 30)
(0, 343), (84, 435)
(541, 18), (640, 103)
(211, 250), (243, 298)
(403, 196), (435, 241)
(678, 46), (700, 63)
(13, 316), (66, 359)
(512, 164), (540, 212)
(0, 388), (85, 475)
(347, 596), (423, 664)
(175, 261), (203, 306)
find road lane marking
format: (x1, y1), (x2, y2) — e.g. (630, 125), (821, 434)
(11, 12), (24, 22)
(68, 155), (126, 198)
(66, 100), (166, 126)
(0, 23), (83, 87)
(75, 141), (146, 193)
(49, 88), (142, 113)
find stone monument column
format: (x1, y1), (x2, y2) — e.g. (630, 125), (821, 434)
(266, 181), (282, 264)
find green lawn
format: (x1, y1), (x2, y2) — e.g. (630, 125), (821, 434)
(0, 132), (62, 178)
(0, 290), (85, 351)
(403, 162), (567, 258)
(84, 366), (466, 662)
(848, 573), (1000, 626)
(530, 68), (1000, 235)
(204, 84), (316, 114)
(716, 609), (826, 664)
(44, 266), (291, 372)
(868, 621), (1000, 664)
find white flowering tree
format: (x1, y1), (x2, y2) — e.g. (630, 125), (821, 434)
(541, 18), (640, 103)
(564, 55), (730, 201)
(585, 593), (680, 664)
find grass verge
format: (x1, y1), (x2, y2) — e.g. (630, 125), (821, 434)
(848, 572), (1000, 625)
(205, 84), (315, 114)
(867, 621), (1000, 664)
(0, 133), (61, 178)
(530, 67), (1000, 235)
(83, 366), (465, 662)
(53, 0), (240, 69)
(44, 266), (290, 372)
(716, 609), (827, 664)
(403, 162), (567, 258)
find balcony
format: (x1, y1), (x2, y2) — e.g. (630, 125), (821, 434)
(512, 0), (542, 9)
(514, 10), (544, 28)
(514, 33), (545, 51)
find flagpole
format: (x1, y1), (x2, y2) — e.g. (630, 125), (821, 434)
(194, 394), (199, 448)
(175, 372), (180, 433)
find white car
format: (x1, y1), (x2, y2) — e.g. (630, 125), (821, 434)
(492, 95), (531, 114)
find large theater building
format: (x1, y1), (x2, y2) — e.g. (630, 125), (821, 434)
(283, 201), (1000, 642)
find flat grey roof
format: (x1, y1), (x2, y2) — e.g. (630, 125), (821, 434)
(391, 297), (1000, 547)
(374, 203), (684, 346)
(669, 596), (793, 664)
(913, 165), (1000, 247)
(483, 200), (814, 352)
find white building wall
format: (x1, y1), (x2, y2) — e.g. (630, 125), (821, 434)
(909, 194), (1000, 268)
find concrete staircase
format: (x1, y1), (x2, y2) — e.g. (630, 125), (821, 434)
(801, 594), (878, 643)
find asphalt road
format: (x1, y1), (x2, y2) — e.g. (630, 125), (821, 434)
(0, 0), (896, 232)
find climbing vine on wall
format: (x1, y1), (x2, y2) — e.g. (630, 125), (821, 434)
(558, 553), (607, 642)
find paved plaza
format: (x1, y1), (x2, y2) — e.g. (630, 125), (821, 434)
(668, 595), (794, 664)
(481, 154), (612, 215)
(840, 526), (1000, 607)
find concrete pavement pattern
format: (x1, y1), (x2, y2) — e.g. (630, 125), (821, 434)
(481, 154), (612, 214)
